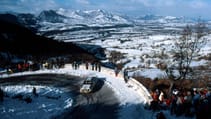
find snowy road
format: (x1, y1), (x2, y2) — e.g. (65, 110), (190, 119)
(0, 65), (155, 119)
(0, 65), (194, 119)
(0, 74), (119, 119)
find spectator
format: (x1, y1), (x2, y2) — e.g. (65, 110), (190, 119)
(123, 69), (129, 83)
(98, 63), (101, 72)
(150, 91), (160, 111)
(159, 91), (164, 102)
(192, 89), (200, 112)
(170, 94), (177, 115)
(95, 62), (98, 71)
(17, 64), (22, 72)
(91, 62), (95, 70)
(0, 88), (4, 102)
(32, 87), (38, 97)
(175, 93), (184, 116)
(74, 61), (77, 70)
(184, 91), (193, 117)
(114, 67), (118, 77)
(72, 61), (75, 69)
(156, 112), (166, 119)
(85, 62), (89, 70)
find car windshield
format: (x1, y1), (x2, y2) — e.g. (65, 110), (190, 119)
(84, 80), (92, 84)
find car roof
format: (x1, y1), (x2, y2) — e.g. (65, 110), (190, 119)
(86, 76), (97, 80)
(86, 77), (93, 81)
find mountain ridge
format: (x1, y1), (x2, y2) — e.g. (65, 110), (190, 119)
(1, 9), (202, 26)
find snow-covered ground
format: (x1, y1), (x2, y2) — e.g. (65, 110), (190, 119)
(0, 85), (73, 119)
(40, 21), (211, 80)
(0, 65), (196, 119)
(35, 11), (211, 80)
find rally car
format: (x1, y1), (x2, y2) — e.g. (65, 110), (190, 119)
(80, 76), (98, 93)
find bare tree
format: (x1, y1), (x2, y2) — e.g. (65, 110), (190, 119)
(165, 20), (208, 96)
(108, 51), (125, 63)
(108, 51), (126, 70)
(170, 20), (208, 80)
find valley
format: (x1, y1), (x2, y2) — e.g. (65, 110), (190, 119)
(29, 9), (211, 80)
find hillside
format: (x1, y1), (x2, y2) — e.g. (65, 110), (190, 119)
(0, 14), (98, 66)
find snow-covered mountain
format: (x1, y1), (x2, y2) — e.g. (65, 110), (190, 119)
(39, 9), (131, 25)
(2, 9), (201, 27)
(38, 10), (68, 23)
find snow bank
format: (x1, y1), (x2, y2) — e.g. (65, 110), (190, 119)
(0, 85), (73, 119)
(190, 60), (207, 67)
(133, 68), (167, 80)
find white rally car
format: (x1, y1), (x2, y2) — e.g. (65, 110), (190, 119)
(80, 76), (98, 93)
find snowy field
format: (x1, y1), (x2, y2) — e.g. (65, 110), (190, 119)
(32, 9), (211, 80)
(39, 19), (211, 79)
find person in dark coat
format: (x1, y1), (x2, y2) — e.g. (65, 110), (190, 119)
(0, 88), (4, 102)
(156, 112), (166, 119)
(95, 62), (98, 71)
(32, 87), (38, 97)
(114, 67), (118, 77)
(123, 69), (129, 83)
(85, 62), (89, 70)
(98, 63), (101, 72)
(91, 62), (95, 70)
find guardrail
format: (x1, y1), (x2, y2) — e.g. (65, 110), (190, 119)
(128, 78), (153, 104)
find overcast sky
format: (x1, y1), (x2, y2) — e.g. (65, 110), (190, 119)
(0, 0), (210, 19)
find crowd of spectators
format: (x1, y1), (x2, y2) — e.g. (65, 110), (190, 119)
(149, 88), (211, 119)
(0, 58), (67, 74)
(0, 58), (104, 75)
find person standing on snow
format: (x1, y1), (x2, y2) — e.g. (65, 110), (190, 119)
(123, 69), (129, 83)
(85, 62), (89, 70)
(0, 88), (4, 102)
(32, 87), (38, 97)
(91, 62), (95, 70)
(114, 67), (119, 77)
(98, 62), (101, 72)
